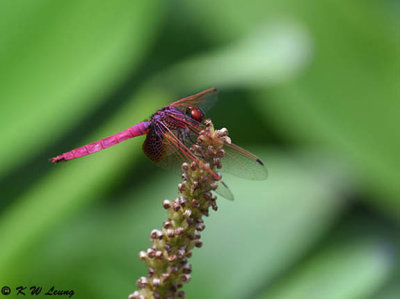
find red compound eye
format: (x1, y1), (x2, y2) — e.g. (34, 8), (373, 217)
(187, 106), (205, 122)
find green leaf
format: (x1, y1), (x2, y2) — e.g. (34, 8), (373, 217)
(158, 21), (312, 92)
(181, 0), (400, 217)
(252, 1), (400, 217)
(0, 0), (163, 176)
(186, 150), (354, 299)
(373, 267), (400, 299)
(259, 224), (396, 299)
(0, 87), (167, 279)
(4, 149), (354, 298)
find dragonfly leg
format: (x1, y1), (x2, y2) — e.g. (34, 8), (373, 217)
(177, 128), (198, 147)
(176, 128), (185, 144)
(176, 127), (196, 148)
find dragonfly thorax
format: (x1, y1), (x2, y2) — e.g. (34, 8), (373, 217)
(151, 106), (187, 130)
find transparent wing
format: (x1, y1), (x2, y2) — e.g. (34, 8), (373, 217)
(143, 125), (192, 172)
(162, 130), (234, 201)
(144, 123), (233, 200)
(216, 181), (234, 201)
(169, 89), (267, 181)
(170, 88), (218, 114)
(158, 131), (193, 172)
(144, 119), (267, 183)
(221, 143), (268, 180)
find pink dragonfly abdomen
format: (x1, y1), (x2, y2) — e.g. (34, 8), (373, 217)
(50, 121), (151, 163)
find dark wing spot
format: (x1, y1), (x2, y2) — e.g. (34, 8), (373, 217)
(256, 158), (264, 166)
(142, 129), (165, 162)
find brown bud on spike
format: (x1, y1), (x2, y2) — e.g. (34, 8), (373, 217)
(168, 254), (177, 262)
(203, 192), (212, 200)
(155, 251), (163, 259)
(139, 251), (147, 260)
(213, 158), (222, 169)
(164, 243), (172, 253)
(195, 240), (203, 248)
(193, 230), (201, 240)
(181, 274), (191, 282)
(152, 278), (161, 287)
(177, 248), (186, 258)
(136, 276), (148, 288)
(178, 183), (186, 193)
(179, 196), (187, 206)
(190, 161), (197, 170)
(128, 291), (140, 299)
(210, 182), (218, 190)
(183, 209), (192, 218)
(218, 128), (229, 136)
(186, 217), (194, 225)
(150, 229), (163, 240)
(163, 199), (171, 209)
(217, 149), (225, 158)
(179, 258), (187, 265)
(175, 227), (184, 236)
(191, 199), (200, 208)
(192, 181), (200, 190)
(167, 228), (175, 238)
(197, 135), (206, 143)
(191, 145), (201, 152)
(202, 209), (209, 217)
(147, 267), (156, 277)
(196, 223), (205, 231)
(163, 220), (172, 229)
(177, 290), (186, 298)
(147, 248), (156, 258)
(181, 162), (189, 171)
(183, 263), (192, 274)
(161, 273), (170, 282)
(172, 200), (181, 212)
(207, 145), (217, 155)
(148, 267), (155, 277)
(198, 175), (208, 184)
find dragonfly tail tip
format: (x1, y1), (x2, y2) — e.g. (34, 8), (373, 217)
(49, 156), (65, 164)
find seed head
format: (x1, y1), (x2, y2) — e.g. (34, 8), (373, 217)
(163, 199), (171, 209)
(132, 121), (229, 298)
(181, 274), (191, 282)
(150, 229), (163, 240)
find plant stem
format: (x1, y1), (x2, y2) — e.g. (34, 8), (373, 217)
(129, 120), (230, 299)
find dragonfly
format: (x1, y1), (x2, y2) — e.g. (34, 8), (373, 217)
(50, 88), (267, 200)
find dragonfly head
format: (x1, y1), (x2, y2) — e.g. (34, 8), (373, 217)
(186, 106), (205, 122)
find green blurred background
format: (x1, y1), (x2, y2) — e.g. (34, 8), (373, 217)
(0, 0), (399, 298)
